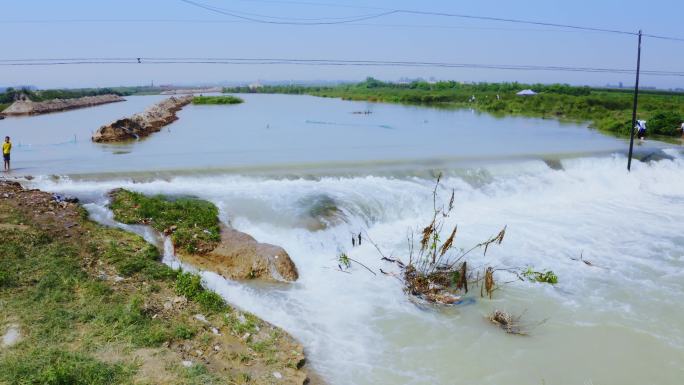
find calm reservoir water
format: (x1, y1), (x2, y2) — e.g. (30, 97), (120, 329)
(0, 93), (640, 176)
(4, 94), (683, 385)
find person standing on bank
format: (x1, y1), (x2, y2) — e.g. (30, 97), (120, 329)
(3, 136), (11, 172)
(636, 120), (647, 141)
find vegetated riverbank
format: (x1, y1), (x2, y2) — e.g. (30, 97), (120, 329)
(1, 94), (125, 116)
(109, 189), (299, 282)
(225, 78), (684, 137)
(0, 180), (313, 385)
(92, 96), (193, 142)
(193, 95), (244, 105)
(0, 86), (169, 114)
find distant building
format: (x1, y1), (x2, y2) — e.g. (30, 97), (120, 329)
(516, 89), (538, 96)
(248, 82), (263, 90)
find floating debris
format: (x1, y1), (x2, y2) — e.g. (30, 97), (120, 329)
(368, 175), (505, 305)
(488, 310), (526, 335)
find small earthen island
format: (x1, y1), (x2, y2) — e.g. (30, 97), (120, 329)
(92, 96), (193, 142)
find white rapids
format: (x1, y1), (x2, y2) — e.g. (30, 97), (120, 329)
(29, 152), (684, 385)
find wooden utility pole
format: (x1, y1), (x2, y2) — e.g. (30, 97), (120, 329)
(627, 30), (643, 171)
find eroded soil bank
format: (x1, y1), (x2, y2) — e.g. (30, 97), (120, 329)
(92, 96), (193, 142)
(0, 94), (124, 116)
(0, 180), (318, 385)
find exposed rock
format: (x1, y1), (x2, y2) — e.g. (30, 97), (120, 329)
(92, 96), (193, 142)
(1, 324), (22, 348)
(1, 94), (124, 116)
(298, 194), (346, 231)
(180, 225), (299, 282)
(181, 360), (193, 368)
(52, 193), (79, 204)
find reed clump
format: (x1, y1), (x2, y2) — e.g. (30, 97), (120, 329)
(374, 175), (506, 305)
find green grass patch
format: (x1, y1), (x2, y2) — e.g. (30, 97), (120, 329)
(173, 324), (197, 340)
(175, 271), (228, 313)
(109, 189), (221, 254)
(223, 312), (259, 335)
(182, 363), (223, 385)
(0, 226), (172, 384)
(192, 95), (244, 105)
(0, 348), (135, 385)
(99, 238), (174, 280)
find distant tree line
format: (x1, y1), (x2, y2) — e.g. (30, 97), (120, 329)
(224, 77), (684, 137)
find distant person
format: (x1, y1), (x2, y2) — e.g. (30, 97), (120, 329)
(2, 136), (11, 172)
(636, 120), (647, 140)
(680, 122), (684, 137)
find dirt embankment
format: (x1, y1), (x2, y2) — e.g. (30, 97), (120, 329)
(0, 180), (318, 385)
(92, 96), (193, 142)
(0, 94), (124, 116)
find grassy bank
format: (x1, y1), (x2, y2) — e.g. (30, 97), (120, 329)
(225, 79), (684, 137)
(0, 182), (309, 384)
(192, 95), (244, 105)
(109, 189), (221, 254)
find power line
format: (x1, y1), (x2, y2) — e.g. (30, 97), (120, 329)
(642, 33), (684, 42)
(0, 19), (628, 34)
(181, 0), (631, 33)
(178, 0), (400, 25)
(223, 0), (389, 11)
(1, 57), (682, 77)
(179, 0), (684, 42)
(3, 4), (683, 41)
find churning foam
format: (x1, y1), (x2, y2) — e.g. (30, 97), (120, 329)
(29, 153), (684, 385)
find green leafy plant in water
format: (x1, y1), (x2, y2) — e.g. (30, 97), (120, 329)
(522, 267), (558, 284)
(338, 253), (351, 270)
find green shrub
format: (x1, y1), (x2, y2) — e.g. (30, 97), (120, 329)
(192, 95), (244, 105)
(648, 111), (682, 136)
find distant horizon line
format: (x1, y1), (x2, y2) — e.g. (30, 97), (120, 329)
(2, 78), (683, 92)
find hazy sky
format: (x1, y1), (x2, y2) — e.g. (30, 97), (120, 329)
(2, 0), (683, 89)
